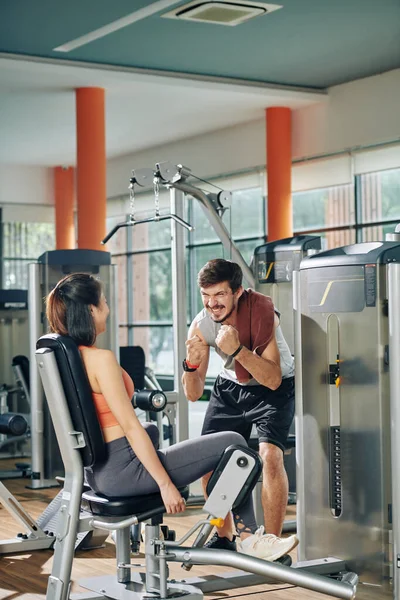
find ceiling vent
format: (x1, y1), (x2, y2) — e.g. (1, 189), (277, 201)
(162, 1), (282, 26)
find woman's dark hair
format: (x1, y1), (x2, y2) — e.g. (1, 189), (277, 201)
(197, 259), (243, 293)
(46, 273), (103, 346)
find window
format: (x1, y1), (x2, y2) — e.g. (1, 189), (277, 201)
(2, 222), (55, 288)
(356, 168), (400, 241)
(109, 183), (266, 378)
(120, 215), (176, 374)
(187, 187), (266, 379)
(292, 184), (356, 250)
(358, 222), (397, 243)
(293, 184), (355, 231)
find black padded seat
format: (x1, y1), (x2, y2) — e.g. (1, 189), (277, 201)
(82, 486), (190, 518)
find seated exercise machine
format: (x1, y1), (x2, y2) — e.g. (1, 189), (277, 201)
(0, 414), (56, 553)
(0, 355), (31, 479)
(35, 333), (357, 600)
(0, 384), (167, 557)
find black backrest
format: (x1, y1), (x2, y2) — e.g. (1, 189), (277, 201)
(36, 334), (106, 467)
(12, 355), (30, 390)
(120, 346), (146, 390)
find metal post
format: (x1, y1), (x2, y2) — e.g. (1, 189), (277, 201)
(127, 224), (134, 347)
(293, 270), (305, 557)
(170, 187), (189, 442)
(388, 262), (400, 599)
(27, 263), (58, 489)
(0, 207), (3, 287)
(27, 263), (49, 488)
(172, 181), (255, 288)
(169, 547), (356, 599)
(36, 349), (84, 600)
(109, 264), (119, 355)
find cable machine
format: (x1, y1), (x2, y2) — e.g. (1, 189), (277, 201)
(103, 162), (254, 443)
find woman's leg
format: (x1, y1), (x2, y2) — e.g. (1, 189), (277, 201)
(92, 429), (258, 535)
(158, 430), (258, 536)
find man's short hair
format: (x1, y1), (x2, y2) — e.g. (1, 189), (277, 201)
(197, 259), (243, 293)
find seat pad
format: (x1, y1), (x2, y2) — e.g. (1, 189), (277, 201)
(81, 485), (190, 517)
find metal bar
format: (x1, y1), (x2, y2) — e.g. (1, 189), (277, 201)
(172, 181), (255, 288)
(292, 270), (306, 557)
(170, 187), (189, 442)
(185, 558), (348, 593)
(109, 264), (119, 355)
(36, 349), (84, 600)
(126, 224), (134, 347)
(168, 547), (356, 599)
(0, 207), (3, 286)
(28, 263), (45, 484)
(388, 262), (400, 600)
(116, 528), (131, 583)
(0, 480), (49, 539)
(282, 519), (296, 533)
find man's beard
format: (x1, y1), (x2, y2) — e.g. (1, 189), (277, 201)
(210, 304), (235, 324)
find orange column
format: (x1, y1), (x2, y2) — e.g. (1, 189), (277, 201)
(266, 107), (292, 241)
(76, 88), (106, 250)
(54, 166), (75, 249)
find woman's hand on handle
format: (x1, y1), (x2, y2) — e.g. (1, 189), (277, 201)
(159, 481), (186, 514)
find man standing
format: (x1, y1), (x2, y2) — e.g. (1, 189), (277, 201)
(182, 259), (297, 561)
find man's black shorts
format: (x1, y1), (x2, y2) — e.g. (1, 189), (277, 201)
(201, 375), (295, 452)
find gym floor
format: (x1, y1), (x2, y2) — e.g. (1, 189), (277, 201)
(0, 466), (335, 600)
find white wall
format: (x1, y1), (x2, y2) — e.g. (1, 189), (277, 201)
(0, 164), (54, 221)
(292, 69), (400, 160)
(108, 69), (400, 198)
(1, 69), (399, 217)
(106, 119), (266, 199)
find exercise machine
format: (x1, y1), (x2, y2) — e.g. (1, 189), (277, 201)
(254, 235), (321, 353)
(0, 289), (31, 478)
(35, 333), (358, 600)
(103, 161), (255, 447)
(28, 249), (118, 488)
(251, 235), (322, 525)
(0, 383), (167, 556)
(294, 237), (400, 599)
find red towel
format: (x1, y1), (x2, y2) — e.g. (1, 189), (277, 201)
(235, 289), (275, 383)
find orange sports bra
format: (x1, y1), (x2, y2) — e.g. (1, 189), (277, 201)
(79, 346), (135, 429)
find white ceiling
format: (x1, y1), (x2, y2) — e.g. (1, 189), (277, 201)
(0, 55), (325, 167)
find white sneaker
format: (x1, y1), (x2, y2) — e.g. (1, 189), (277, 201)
(237, 527), (298, 562)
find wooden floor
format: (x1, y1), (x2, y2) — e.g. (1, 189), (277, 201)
(0, 469), (333, 600)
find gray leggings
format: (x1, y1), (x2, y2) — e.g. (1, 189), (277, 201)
(85, 423), (258, 534)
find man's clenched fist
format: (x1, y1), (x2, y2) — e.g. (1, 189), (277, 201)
(185, 335), (207, 366)
(215, 325), (240, 356)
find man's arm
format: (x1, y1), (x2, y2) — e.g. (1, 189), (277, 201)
(182, 321), (210, 402)
(215, 315), (282, 390)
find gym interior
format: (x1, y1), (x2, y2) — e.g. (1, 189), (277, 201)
(0, 2), (400, 600)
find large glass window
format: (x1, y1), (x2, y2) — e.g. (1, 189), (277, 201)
(292, 184), (356, 250)
(356, 168), (400, 241)
(110, 184), (266, 377)
(293, 184), (355, 232)
(187, 187), (266, 380)
(292, 167), (400, 248)
(358, 168), (400, 224)
(2, 222), (55, 288)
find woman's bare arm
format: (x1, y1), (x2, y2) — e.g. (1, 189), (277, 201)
(93, 350), (185, 513)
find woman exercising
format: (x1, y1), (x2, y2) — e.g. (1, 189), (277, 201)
(46, 272), (291, 561)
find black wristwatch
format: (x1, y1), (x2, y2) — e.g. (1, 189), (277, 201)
(182, 359), (198, 372)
